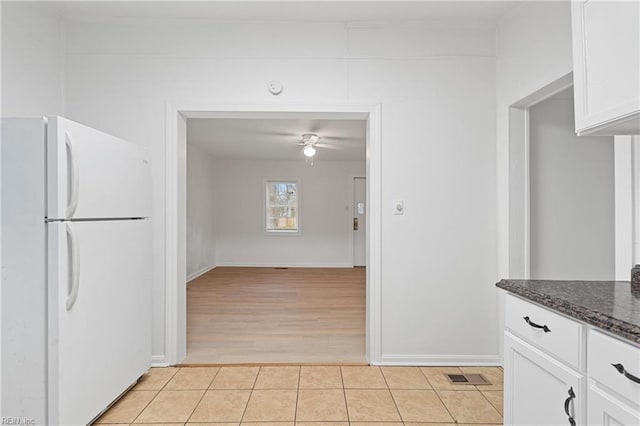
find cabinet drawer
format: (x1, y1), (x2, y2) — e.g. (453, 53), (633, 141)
(505, 294), (583, 370)
(589, 330), (640, 408)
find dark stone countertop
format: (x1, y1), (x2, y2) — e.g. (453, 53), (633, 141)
(496, 279), (640, 345)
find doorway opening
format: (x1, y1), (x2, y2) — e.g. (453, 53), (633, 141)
(508, 77), (615, 280)
(164, 105), (382, 366)
(184, 116), (366, 364)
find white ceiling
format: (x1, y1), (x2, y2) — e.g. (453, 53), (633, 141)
(54, 1), (521, 23)
(187, 118), (366, 161)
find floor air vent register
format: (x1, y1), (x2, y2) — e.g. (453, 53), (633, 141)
(446, 374), (491, 385)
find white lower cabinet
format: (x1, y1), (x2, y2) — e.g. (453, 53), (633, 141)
(588, 385), (640, 426)
(503, 294), (640, 425)
(505, 333), (584, 426)
(587, 329), (640, 425)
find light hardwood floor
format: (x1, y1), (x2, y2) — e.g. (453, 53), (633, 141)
(183, 267), (366, 364)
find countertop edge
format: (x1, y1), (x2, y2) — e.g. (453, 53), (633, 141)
(496, 279), (640, 345)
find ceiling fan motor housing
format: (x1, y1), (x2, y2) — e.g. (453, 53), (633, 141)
(301, 133), (320, 145)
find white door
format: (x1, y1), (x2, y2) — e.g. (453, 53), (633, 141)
(48, 219), (152, 425)
(353, 177), (366, 267)
(504, 333), (584, 426)
(47, 116), (150, 220)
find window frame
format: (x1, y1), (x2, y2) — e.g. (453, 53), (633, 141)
(263, 178), (302, 235)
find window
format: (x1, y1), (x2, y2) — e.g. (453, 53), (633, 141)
(265, 180), (299, 233)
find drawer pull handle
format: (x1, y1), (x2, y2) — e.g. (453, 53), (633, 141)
(523, 316), (551, 333)
(563, 387), (576, 426)
(612, 363), (640, 384)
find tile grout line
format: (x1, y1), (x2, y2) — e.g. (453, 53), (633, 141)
(417, 366), (434, 389)
(419, 367), (458, 424)
(239, 366), (261, 423)
(477, 387), (504, 419)
(184, 366), (221, 424)
(340, 366), (351, 424)
(379, 367), (404, 423)
(463, 367), (504, 419)
(294, 365), (301, 423)
(433, 388), (457, 423)
(129, 366), (181, 424)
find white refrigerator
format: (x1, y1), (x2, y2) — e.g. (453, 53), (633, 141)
(1, 117), (152, 425)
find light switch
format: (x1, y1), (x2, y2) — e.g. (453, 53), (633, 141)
(392, 199), (404, 215)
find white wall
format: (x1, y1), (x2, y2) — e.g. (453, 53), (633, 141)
(496, 1), (574, 279)
(186, 152), (363, 276)
(62, 19), (498, 364)
(0, 2), (64, 116)
(529, 93), (614, 280)
(213, 159), (364, 267)
(186, 144), (218, 281)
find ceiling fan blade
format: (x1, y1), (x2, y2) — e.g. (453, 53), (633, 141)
(322, 135), (364, 142)
(252, 130), (299, 138)
(316, 143), (341, 150)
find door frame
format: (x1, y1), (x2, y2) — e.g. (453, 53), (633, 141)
(508, 73), (639, 278)
(351, 176), (366, 267)
(507, 73), (573, 279)
(614, 135), (640, 279)
(164, 103), (382, 366)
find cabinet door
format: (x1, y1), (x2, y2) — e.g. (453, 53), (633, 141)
(571, 0), (640, 135)
(588, 385), (640, 426)
(505, 333), (584, 426)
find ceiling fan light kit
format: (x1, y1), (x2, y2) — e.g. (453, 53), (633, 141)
(303, 144), (316, 158)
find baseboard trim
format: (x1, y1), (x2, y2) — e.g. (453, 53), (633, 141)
(151, 353), (501, 367)
(187, 264), (217, 283)
(214, 262), (354, 268)
(377, 354), (502, 366)
(151, 354), (171, 367)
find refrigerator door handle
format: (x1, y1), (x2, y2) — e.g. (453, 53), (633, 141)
(66, 222), (80, 310)
(65, 132), (80, 219)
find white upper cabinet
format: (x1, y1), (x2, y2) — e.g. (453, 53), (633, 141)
(571, 0), (640, 135)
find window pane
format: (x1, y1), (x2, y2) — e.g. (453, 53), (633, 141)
(266, 181), (298, 231)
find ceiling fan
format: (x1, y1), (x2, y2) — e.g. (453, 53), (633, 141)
(298, 133), (320, 158)
(255, 123), (363, 146)
(298, 132), (349, 157)
(250, 121), (366, 163)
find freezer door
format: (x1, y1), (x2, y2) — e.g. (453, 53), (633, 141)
(48, 220), (152, 426)
(47, 116), (150, 220)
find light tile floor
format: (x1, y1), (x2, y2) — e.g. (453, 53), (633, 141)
(94, 366), (503, 425)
